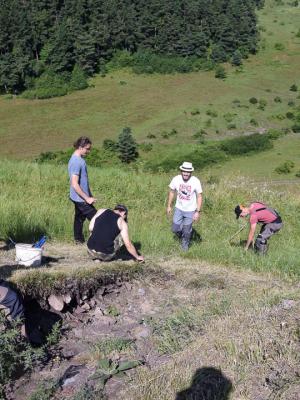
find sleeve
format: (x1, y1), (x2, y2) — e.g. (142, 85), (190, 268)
(69, 158), (81, 177)
(169, 176), (177, 191)
(194, 178), (203, 194)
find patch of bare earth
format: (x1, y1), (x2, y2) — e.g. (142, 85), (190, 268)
(1, 243), (299, 399)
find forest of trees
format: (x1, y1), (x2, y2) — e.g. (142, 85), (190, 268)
(0, 0), (265, 94)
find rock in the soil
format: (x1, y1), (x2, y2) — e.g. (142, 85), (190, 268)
(132, 325), (151, 339)
(81, 303), (91, 311)
(140, 300), (153, 314)
(281, 299), (296, 309)
(93, 307), (104, 318)
(74, 305), (86, 314)
(116, 277), (122, 287)
(89, 298), (97, 308)
(121, 316), (137, 325)
(124, 282), (132, 291)
(95, 287), (106, 300)
(48, 294), (65, 312)
(96, 315), (116, 326)
(60, 365), (84, 387)
(61, 347), (79, 359)
(138, 288), (146, 296)
(63, 294), (72, 304)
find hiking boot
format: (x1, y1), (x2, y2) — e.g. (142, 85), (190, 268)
(181, 244), (189, 252)
(181, 238), (190, 251)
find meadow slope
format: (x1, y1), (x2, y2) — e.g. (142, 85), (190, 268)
(0, 0), (299, 160)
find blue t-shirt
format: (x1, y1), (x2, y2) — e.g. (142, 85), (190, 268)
(68, 154), (91, 202)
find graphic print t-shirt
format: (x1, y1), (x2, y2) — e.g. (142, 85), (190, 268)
(169, 175), (202, 212)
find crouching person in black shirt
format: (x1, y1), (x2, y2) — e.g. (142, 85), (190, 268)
(0, 280), (27, 338)
(87, 204), (144, 262)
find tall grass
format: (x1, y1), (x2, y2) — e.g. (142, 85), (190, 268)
(0, 160), (299, 278)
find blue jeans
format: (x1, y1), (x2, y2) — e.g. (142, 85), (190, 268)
(172, 208), (195, 250)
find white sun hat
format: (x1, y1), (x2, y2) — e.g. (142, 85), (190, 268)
(179, 161), (194, 172)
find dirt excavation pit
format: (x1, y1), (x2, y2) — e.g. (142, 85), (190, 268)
(9, 268), (179, 400)
(2, 246), (300, 400)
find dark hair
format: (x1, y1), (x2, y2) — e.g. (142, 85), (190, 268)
(114, 204), (128, 221)
(234, 205), (242, 219)
(73, 136), (92, 149)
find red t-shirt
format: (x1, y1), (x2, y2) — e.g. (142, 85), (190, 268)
(249, 202), (277, 224)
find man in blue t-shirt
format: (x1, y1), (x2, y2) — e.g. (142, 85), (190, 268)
(68, 136), (97, 243)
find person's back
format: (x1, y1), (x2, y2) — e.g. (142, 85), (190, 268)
(87, 209), (120, 254)
(249, 202), (281, 224)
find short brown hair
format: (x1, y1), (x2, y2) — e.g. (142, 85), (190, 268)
(73, 136), (92, 149)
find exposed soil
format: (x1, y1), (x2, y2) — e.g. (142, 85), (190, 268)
(1, 243), (300, 400)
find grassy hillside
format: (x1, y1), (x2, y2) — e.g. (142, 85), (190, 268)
(0, 160), (299, 279)
(0, 0), (299, 160)
(0, 0), (298, 276)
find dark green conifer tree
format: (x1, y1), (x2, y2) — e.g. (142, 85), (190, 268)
(231, 50), (243, 66)
(117, 127), (139, 163)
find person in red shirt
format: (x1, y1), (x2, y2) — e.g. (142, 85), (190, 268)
(234, 202), (283, 253)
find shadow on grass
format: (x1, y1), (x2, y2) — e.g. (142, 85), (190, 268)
(115, 241), (142, 261)
(42, 255), (64, 266)
(0, 256), (63, 279)
(0, 264), (22, 279)
(175, 367), (232, 400)
(229, 239), (248, 248)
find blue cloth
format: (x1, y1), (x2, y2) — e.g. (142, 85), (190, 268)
(68, 154), (91, 202)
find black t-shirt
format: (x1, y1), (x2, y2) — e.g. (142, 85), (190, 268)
(87, 209), (121, 254)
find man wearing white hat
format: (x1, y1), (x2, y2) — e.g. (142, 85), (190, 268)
(167, 162), (203, 251)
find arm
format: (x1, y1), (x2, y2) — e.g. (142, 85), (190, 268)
(71, 175), (96, 204)
(167, 190), (175, 215)
(193, 193), (203, 222)
(89, 209), (105, 232)
(119, 220), (144, 261)
(245, 222), (257, 250)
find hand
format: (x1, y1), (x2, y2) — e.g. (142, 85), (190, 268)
(86, 197), (96, 205)
(167, 206), (172, 215)
(193, 211), (200, 222)
(136, 255), (144, 262)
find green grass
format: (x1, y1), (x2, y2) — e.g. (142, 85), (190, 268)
(91, 337), (134, 357)
(204, 133), (300, 181)
(0, 0), (299, 279)
(0, 0), (299, 159)
(0, 159), (299, 279)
